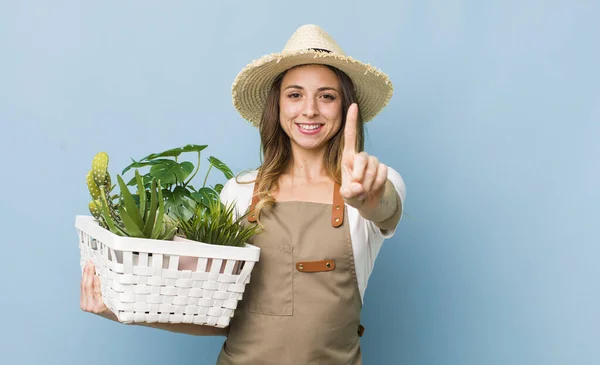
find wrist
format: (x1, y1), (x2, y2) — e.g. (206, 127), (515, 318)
(357, 180), (397, 222)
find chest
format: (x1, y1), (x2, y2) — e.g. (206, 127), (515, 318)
(271, 180), (335, 204)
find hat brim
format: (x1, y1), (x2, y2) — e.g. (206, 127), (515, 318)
(232, 49), (393, 127)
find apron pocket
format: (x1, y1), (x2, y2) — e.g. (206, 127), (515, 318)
(246, 245), (293, 316)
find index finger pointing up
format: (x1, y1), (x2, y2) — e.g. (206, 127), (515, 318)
(343, 103), (359, 156)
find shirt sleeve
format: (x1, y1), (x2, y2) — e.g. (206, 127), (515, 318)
(219, 177), (233, 204)
(219, 176), (241, 218)
(366, 166), (406, 240)
(219, 171), (256, 220)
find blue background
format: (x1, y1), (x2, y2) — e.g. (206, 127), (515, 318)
(1, 1), (598, 364)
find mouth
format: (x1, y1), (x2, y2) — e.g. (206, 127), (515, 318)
(295, 123), (324, 135)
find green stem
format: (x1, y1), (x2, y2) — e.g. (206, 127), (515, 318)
(203, 164), (213, 188)
(184, 151), (201, 187)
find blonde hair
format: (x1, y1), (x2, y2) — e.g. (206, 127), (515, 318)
(238, 64), (364, 227)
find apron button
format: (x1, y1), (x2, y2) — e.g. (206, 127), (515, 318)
(298, 264), (304, 270)
(335, 217), (340, 223)
(325, 262), (331, 268)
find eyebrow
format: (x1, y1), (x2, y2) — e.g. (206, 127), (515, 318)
(283, 85), (339, 93)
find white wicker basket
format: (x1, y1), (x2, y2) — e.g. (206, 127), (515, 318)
(75, 215), (260, 328)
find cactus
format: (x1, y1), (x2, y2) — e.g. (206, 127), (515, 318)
(92, 152), (109, 187)
(87, 152), (119, 229)
(87, 171), (101, 200)
(88, 199), (103, 220)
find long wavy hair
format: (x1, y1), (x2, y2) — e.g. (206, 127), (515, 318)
(239, 64), (364, 226)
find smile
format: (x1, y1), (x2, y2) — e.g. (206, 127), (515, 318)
(298, 124), (322, 130)
(296, 123), (324, 135)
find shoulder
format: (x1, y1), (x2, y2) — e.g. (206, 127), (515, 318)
(220, 169), (258, 216)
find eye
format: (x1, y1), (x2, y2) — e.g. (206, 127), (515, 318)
(288, 92), (301, 99)
(321, 94), (336, 100)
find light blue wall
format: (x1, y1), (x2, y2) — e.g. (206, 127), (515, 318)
(1, 1), (598, 364)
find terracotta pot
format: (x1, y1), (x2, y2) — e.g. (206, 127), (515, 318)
(172, 236), (199, 271)
(171, 236), (231, 273)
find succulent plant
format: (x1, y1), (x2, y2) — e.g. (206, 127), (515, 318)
(96, 169), (177, 240)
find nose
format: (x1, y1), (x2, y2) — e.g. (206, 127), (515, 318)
(302, 97), (319, 118)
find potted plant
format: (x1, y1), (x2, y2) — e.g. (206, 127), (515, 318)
(121, 144), (232, 223)
(173, 197), (261, 272)
(76, 146), (261, 328)
(87, 154), (177, 241)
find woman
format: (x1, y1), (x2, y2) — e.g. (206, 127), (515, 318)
(80, 24), (406, 364)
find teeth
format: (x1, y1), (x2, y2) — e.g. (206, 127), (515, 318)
(299, 124), (321, 130)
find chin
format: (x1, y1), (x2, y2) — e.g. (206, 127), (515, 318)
(294, 140), (325, 151)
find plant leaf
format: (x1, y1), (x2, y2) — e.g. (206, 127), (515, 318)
(208, 156), (234, 179)
(214, 183), (224, 194)
(142, 179), (158, 237)
(146, 144), (208, 160)
(151, 180), (166, 239)
(98, 186), (126, 236)
(118, 204), (145, 237)
(135, 171), (147, 220)
(181, 144), (208, 153)
(122, 158), (174, 175)
(127, 173), (153, 187)
(149, 160), (190, 185)
(123, 145), (208, 175)
(164, 186), (196, 221)
(190, 187), (219, 208)
(180, 161), (194, 179)
(117, 174), (144, 231)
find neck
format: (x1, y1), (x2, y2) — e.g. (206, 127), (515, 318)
(284, 145), (328, 183)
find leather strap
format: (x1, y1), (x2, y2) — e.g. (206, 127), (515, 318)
(247, 172), (344, 228)
(296, 259), (335, 272)
(331, 182), (344, 227)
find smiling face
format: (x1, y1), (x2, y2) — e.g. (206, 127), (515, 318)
(278, 64), (344, 153)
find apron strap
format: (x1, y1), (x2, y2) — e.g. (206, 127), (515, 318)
(331, 182), (344, 227)
(247, 171), (345, 227)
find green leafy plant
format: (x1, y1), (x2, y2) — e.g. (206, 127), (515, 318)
(120, 144), (234, 223)
(85, 146), (258, 247)
(176, 198), (262, 247)
(86, 152), (177, 239)
(108, 170), (177, 239)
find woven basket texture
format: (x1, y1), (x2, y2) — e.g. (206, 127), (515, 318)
(75, 215), (260, 328)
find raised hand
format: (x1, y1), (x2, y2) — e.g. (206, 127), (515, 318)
(340, 103), (389, 210)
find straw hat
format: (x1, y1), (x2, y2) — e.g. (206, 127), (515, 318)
(231, 24), (394, 127)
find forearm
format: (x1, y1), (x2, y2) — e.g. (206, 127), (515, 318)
(358, 179), (402, 231)
(99, 310), (228, 336)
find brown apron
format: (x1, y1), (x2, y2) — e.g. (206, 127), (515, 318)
(216, 180), (365, 365)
